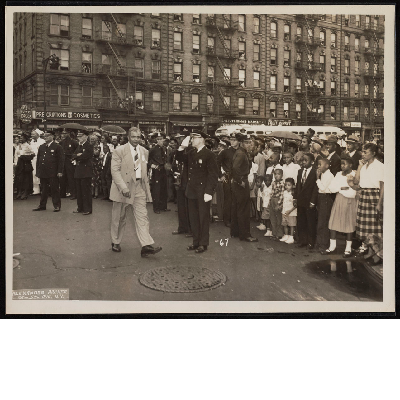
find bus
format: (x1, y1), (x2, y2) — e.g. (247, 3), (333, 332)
(265, 125), (347, 138)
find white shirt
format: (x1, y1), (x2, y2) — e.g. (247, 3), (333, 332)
(30, 137), (45, 155)
(316, 169), (334, 193)
(261, 183), (272, 209)
(266, 164), (279, 182)
(282, 162), (301, 184)
(329, 171), (357, 198)
(348, 150), (356, 157)
(282, 190), (297, 216)
(129, 143), (142, 179)
(359, 159), (384, 189)
(197, 144), (205, 153)
(300, 166), (312, 183)
(327, 151), (336, 160)
(47, 140), (54, 147)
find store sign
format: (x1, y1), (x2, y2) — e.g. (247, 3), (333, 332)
(20, 105), (32, 124)
(33, 110), (101, 120)
(342, 122), (362, 128)
(172, 122), (204, 126)
(223, 119), (265, 125)
(103, 120), (131, 124)
(267, 119), (292, 126)
(139, 121), (165, 125)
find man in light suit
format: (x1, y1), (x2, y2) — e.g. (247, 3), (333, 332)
(110, 126), (162, 257)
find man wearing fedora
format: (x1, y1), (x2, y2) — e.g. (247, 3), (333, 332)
(325, 135), (342, 176)
(345, 135), (362, 170)
(109, 126), (162, 257)
(185, 130), (219, 253)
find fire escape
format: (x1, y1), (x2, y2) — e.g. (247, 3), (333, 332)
(363, 18), (384, 134)
(94, 14), (139, 115)
(205, 14), (239, 117)
(294, 14), (324, 124)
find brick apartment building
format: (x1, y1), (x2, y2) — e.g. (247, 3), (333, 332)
(13, 12), (385, 139)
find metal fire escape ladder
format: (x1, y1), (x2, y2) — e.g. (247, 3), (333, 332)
(215, 24), (231, 58)
(110, 14), (125, 39)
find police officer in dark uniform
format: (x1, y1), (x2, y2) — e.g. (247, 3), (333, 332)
(148, 133), (169, 214)
(59, 129), (79, 199)
(32, 131), (65, 212)
(230, 132), (258, 242)
(185, 130), (219, 253)
(72, 130), (93, 215)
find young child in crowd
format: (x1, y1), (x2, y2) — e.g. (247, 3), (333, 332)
(280, 178), (297, 244)
(282, 151), (301, 184)
(269, 167), (285, 239)
(265, 153), (280, 182)
(257, 174), (273, 236)
(91, 145), (102, 199)
(315, 158), (335, 251)
(294, 153), (318, 249)
(323, 156), (357, 257)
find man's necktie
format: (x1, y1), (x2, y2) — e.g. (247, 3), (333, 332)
(133, 148), (140, 171)
(301, 169), (307, 186)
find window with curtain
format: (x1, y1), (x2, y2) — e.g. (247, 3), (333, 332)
(152, 29), (161, 47)
(134, 26), (144, 45)
(254, 43), (260, 61)
(82, 52), (92, 73)
(193, 64), (200, 82)
(153, 92), (161, 111)
(193, 34), (200, 54)
(82, 18), (92, 39)
(152, 60), (161, 79)
(253, 98), (260, 115)
(191, 94), (199, 111)
(174, 32), (182, 50)
(50, 14), (69, 36)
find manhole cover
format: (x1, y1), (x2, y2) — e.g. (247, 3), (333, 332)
(139, 266), (227, 293)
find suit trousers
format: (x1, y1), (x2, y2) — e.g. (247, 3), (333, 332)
(222, 180), (232, 225)
(101, 170), (112, 198)
(230, 181), (250, 240)
(167, 173), (176, 202)
(216, 181), (224, 220)
(65, 159), (76, 197)
(297, 206), (317, 246)
(316, 193), (334, 249)
(187, 197), (211, 247)
(39, 177), (61, 209)
(176, 187), (191, 233)
(269, 197), (284, 238)
(151, 168), (168, 211)
(75, 177), (92, 213)
(110, 181), (154, 247)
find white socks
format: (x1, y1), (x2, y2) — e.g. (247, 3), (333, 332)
(345, 240), (352, 252)
(329, 239), (336, 251)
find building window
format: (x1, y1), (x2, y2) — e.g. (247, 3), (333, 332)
(193, 14), (200, 24)
(135, 91), (143, 110)
(101, 21), (112, 41)
(270, 48), (277, 65)
(101, 87), (111, 107)
(284, 24), (290, 41)
(296, 26), (302, 38)
(284, 77), (290, 92)
(373, 85), (378, 98)
(49, 49), (69, 71)
(238, 41), (246, 59)
(343, 106), (349, 119)
(224, 67), (231, 82)
(320, 30), (325, 46)
(207, 36), (215, 50)
(271, 21), (277, 38)
(296, 103), (302, 119)
(152, 13), (161, 17)
(81, 52), (92, 73)
(192, 64), (200, 82)
(238, 97), (245, 113)
(331, 32), (336, 48)
(191, 94), (199, 111)
(270, 74), (277, 91)
(239, 69), (246, 87)
(150, 60), (160, 80)
(354, 106), (360, 120)
(330, 105), (336, 119)
(296, 77), (302, 92)
(364, 106), (369, 118)
(223, 14), (231, 29)
(174, 32), (182, 50)
(133, 58), (143, 78)
(344, 82), (349, 96)
(283, 50), (290, 67)
(355, 15), (360, 27)
(238, 15), (246, 32)
(174, 14), (183, 22)
(115, 23), (126, 40)
(193, 34), (200, 54)
(50, 14), (69, 36)
(253, 71), (260, 88)
(270, 101), (277, 117)
(330, 56), (336, 73)
(355, 83), (360, 97)
(32, 14), (36, 37)
(50, 84), (69, 106)
(116, 89), (126, 104)
(82, 86), (92, 106)
(355, 59), (360, 74)
(331, 81), (336, 95)
(224, 96), (231, 108)
(224, 39), (231, 53)
(283, 102), (289, 118)
(207, 65), (215, 82)
(207, 95), (214, 112)
(364, 83), (370, 96)
(320, 55), (326, 70)
(365, 61), (370, 73)
(355, 37), (360, 51)
(151, 92), (161, 111)
(254, 43), (260, 61)
(332, 14), (337, 23)
(152, 28), (161, 48)
(174, 62), (182, 81)
(307, 28), (313, 43)
(133, 26), (144, 45)
(82, 17), (92, 39)
(365, 38), (369, 49)
(344, 58), (350, 74)
(253, 98), (260, 115)
(318, 104), (325, 115)
(173, 93), (181, 111)
(344, 14), (349, 26)
(253, 16), (260, 33)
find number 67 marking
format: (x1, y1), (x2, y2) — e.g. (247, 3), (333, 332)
(219, 238), (229, 246)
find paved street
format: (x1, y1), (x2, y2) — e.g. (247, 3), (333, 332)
(13, 196), (382, 302)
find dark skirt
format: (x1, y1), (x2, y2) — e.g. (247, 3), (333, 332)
(355, 188), (382, 240)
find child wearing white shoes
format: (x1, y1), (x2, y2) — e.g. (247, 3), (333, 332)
(280, 178), (297, 244)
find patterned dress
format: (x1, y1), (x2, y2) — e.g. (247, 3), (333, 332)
(91, 154), (102, 187)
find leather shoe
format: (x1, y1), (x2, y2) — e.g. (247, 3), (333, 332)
(32, 207), (46, 211)
(242, 236), (258, 243)
(172, 230), (185, 235)
(112, 243), (121, 252)
(82, 211), (92, 215)
(195, 245), (207, 253)
(187, 244), (199, 251)
(185, 233), (193, 238)
(225, 223), (231, 228)
(72, 210), (82, 213)
(141, 245), (162, 257)
(69, 197), (77, 200)
(154, 210), (161, 214)
(53, 207), (60, 212)
(162, 209), (171, 212)
(307, 244), (314, 251)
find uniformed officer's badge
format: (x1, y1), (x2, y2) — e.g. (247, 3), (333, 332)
(199, 159), (202, 164)
(69, 144), (71, 147)
(51, 150), (54, 152)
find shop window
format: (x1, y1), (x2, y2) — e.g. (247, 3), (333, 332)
(174, 32), (182, 50)
(238, 15), (246, 32)
(193, 34), (200, 54)
(284, 77), (290, 93)
(50, 14), (69, 36)
(152, 29), (161, 48)
(254, 43), (260, 61)
(283, 50), (290, 67)
(270, 74), (277, 91)
(283, 102), (289, 118)
(152, 60), (161, 80)
(191, 94), (199, 111)
(254, 71), (260, 88)
(134, 26), (144, 45)
(253, 16), (260, 33)
(135, 58), (144, 78)
(193, 64), (200, 82)
(49, 49), (69, 71)
(174, 62), (182, 81)
(270, 101), (276, 117)
(173, 93), (181, 111)
(82, 86), (92, 106)
(82, 52), (92, 73)
(82, 18), (92, 39)
(193, 14), (200, 24)
(239, 41), (246, 59)
(270, 48), (277, 65)
(50, 84), (69, 106)
(253, 98), (260, 115)
(238, 97), (245, 113)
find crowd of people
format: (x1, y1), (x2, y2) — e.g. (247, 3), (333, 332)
(13, 125), (384, 264)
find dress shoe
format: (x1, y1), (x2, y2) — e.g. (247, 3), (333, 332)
(185, 233), (193, 238)
(320, 248), (336, 255)
(297, 243), (307, 248)
(172, 230), (185, 235)
(224, 223), (231, 228)
(195, 245), (207, 253)
(20, 196), (28, 200)
(32, 207), (46, 211)
(242, 237), (258, 243)
(307, 244), (314, 251)
(72, 210), (82, 213)
(69, 197), (77, 200)
(141, 245), (162, 257)
(53, 207), (60, 212)
(82, 211), (92, 215)
(154, 210), (161, 214)
(343, 250), (353, 258)
(187, 244), (199, 251)
(111, 243), (121, 252)
(162, 209), (171, 212)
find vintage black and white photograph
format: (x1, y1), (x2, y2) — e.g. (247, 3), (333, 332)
(6, 5), (395, 313)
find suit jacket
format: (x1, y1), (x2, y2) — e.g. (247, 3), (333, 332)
(149, 144), (166, 167)
(103, 153), (112, 181)
(294, 167), (318, 207)
(231, 146), (250, 184)
(109, 143), (152, 204)
(185, 146), (219, 200)
(217, 146), (236, 178)
(328, 152), (341, 176)
(347, 150), (362, 170)
(36, 141), (65, 179)
(72, 140), (93, 179)
(173, 148), (189, 190)
(60, 136), (79, 158)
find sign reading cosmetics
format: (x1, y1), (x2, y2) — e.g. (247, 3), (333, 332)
(33, 110), (101, 120)
(267, 119), (292, 126)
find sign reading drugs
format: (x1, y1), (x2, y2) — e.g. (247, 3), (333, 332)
(20, 105), (32, 124)
(33, 110), (101, 120)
